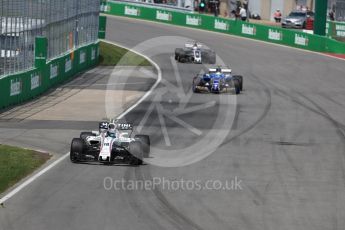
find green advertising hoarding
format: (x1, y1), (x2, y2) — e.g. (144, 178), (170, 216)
(103, 1), (345, 56)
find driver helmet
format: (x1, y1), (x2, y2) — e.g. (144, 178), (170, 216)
(216, 67), (222, 73)
(99, 122), (109, 133)
(193, 42), (199, 49)
(107, 123), (116, 138)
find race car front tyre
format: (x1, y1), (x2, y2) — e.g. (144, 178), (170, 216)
(70, 138), (83, 163)
(134, 135), (150, 158)
(129, 141), (143, 166)
(192, 83), (198, 93)
(233, 79), (240, 95)
(192, 77), (202, 93)
(233, 75), (243, 91)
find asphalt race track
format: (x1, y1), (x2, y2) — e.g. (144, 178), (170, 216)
(1, 15), (345, 230)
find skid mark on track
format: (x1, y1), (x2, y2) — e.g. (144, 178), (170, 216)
(293, 93), (345, 230)
(263, 80), (345, 184)
(322, 94), (345, 109)
(296, 93), (345, 184)
(279, 142), (302, 174)
(260, 79), (345, 229)
(220, 72), (272, 147)
(272, 140), (313, 147)
(121, 167), (165, 230)
(191, 195), (236, 230)
(136, 167), (206, 230)
(297, 93), (345, 132)
(228, 75), (345, 229)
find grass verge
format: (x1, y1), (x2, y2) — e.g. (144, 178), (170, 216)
(99, 41), (152, 66)
(0, 145), (51, 195)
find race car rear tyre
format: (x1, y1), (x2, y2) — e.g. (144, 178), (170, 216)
(129, 141), (143, 166)
(80, 132), (95, 140)
(233, 75), (243, 91)
(134, 135), (150, 158)
(70, 138), (83, 163)
(233, 79), (240, 95)
(175, 48), (183, 61)
(179, 56), (187, 63)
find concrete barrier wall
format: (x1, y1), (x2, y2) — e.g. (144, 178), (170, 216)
(0, 41), (99, 109)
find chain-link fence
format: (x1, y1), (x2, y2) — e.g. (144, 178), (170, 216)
(0, 0), (99, 77)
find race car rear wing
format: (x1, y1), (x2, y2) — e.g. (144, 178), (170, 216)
(185, 42), (202, 48)
(209, 68), (232, 73)
(109, 119), (133, 130)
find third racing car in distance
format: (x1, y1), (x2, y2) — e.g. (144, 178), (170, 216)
(70, 120), (150, 165)
(175, 41), (216, 64)
(192, 66), (243, 94)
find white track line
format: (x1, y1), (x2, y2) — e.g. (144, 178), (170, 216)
(0, 40), (162, 204)
(101, 40), (163, 119)
(0, 153), (69, 204)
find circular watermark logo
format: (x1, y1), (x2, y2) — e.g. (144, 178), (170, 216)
(105, 36), (237, 167)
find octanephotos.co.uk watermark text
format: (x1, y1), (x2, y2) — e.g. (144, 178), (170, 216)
(103, 176), (243, 191)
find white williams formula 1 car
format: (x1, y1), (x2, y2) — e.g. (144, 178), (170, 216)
(175, 41), (216, 64)
(70, 120), (150, 165)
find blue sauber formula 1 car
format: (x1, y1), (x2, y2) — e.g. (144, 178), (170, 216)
(192, 67), (243, 94)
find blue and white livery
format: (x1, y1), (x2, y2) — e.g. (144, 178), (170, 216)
(192, 67), (243, 94)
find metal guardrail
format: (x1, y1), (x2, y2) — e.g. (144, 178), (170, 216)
(0, 0), (99, 77)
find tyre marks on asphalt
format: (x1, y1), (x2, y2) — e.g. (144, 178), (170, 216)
(139, 167), (205, 230)
(120, 167), (166, 230)
(296, 93), (345, 185)
(256, 78), (345, 229)
(220, 72), (272, 147)
(121, 165), (206, 230)
(214, 69), (345, 229)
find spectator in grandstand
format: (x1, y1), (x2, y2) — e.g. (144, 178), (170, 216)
(274, 9), (282, 23)
(329, 10), (335, 21)
(239, 7), (247, 21)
